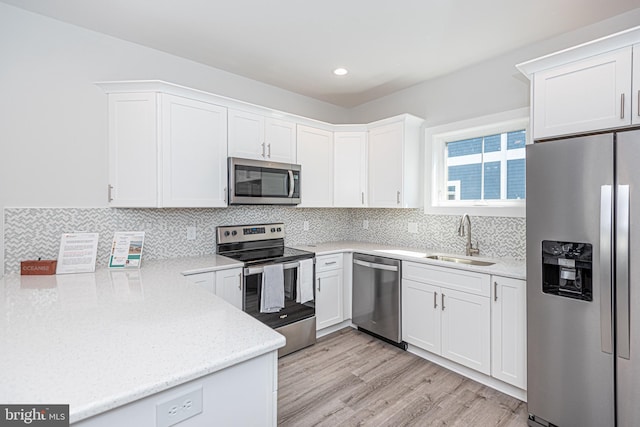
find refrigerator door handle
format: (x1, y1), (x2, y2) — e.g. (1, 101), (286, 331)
(617, 184), (631, 359)
(600, 185), (613, 354)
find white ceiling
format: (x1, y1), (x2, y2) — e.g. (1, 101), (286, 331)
(3, 0), (639, 107)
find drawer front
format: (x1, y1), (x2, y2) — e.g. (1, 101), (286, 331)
(403, 261), (490, 297)
(316, 254), (343, 272)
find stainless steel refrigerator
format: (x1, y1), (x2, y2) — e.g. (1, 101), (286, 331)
(526, 129), (640, 427)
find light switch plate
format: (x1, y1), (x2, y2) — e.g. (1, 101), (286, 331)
(408, 222), (418, 233)
(186, 226), (196, 240)
(303, 221), (309, 231)
(156, 387), (203, 427)
(363, 220), (369, 229)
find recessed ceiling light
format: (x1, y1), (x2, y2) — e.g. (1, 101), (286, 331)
(333, 68), (348, 76)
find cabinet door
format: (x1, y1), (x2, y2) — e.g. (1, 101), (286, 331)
(368, 122), (403, 207)
(161, 95), (228, 207)
(265, 118), (296, 163)
(184, 272), (216, 294)
(491, 276), (527, 389)
(108, 93), (159, 207)
(296, 125), (334, 207)
(216, 268), (243, 310)
(334, 132), (367, 207)
(402, 279), (441, 354)
(441, 288), (491, 374)
(316, 268), (343, 330)
(633, 44), (640, 126)
(228, 109), (266, 160)
(533, 47), (632, 139)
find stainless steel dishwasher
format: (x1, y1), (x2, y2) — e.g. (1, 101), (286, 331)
(352, 253), (405, 348)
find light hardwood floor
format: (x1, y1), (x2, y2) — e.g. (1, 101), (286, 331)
(278, 328), (528, 426)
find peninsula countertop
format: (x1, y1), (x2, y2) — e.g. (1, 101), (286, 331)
(0, 255), (284, 424)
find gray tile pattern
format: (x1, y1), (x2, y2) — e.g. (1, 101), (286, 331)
(3, 207), (525, 274)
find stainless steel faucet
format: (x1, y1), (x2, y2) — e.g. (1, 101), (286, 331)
(458, 214), (480, 256)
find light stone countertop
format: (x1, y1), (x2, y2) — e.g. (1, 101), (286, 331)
(294, 241), (526, 280)
(0, 255), (283, 424)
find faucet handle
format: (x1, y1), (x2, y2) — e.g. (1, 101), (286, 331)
(469, 241), (480, 256)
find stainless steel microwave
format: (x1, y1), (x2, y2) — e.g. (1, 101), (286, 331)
(228, 157), (301, 205)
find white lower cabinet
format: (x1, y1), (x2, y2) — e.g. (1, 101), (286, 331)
(402, 262), (491, 375)
(215, 268), (243, 310)
(440, 288), (490, 375)
(315, 254), (344, 330)
(491, 275), (527, 389)
(184, 267), (243, 310)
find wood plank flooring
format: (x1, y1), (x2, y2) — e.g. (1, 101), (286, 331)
(278, 328), (528, 426)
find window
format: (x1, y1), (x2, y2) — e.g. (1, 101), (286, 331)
(445, 129), (526, 202)
(426, 109), (529, 217)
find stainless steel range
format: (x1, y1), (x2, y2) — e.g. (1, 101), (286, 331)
(216, 223), (316, 357)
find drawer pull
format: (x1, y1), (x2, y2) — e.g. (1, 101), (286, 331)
(494, 281), (498, 301)
(441, 293), (445, 311)
(621, 93), (625, 119)
(324, 261), (337, 265)
(433, 291), (438, 309)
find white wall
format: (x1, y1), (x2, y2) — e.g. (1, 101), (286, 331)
(0, 3), (348, 275)
(347, 8), (640, 126)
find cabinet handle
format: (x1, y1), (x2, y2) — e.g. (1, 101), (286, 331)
(637, 90), (640, 117)
(441, 293), (445, 311)
(494, 281), (498, 301)
(397, 191), (401, 204)
(223, 187), (227, 203)
(107, 184), (114, 203)
(362, 192), (365, 205)
(621, 93), (625, 119)
(317, 278), (321, 292)
(324, 261), (337, 266)
(267, 143), (271, 158)
(433, 291), (438, 309)
(261, 142), (266, 158)
(238, 274), (242, 290)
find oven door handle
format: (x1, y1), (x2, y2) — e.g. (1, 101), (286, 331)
(244, 261), (302, 276)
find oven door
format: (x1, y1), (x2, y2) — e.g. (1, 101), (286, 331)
(228, 157), (301, 205)
(243, 260), (314, 328)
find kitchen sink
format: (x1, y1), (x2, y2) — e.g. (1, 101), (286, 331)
(426, 255), (495, 267)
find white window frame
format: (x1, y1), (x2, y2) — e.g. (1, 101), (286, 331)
(425, 108), (530, 218)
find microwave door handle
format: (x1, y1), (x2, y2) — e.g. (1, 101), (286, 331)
(288, 170), (295, 198)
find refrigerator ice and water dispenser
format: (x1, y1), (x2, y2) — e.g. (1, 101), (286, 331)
(541, 240), (593, 301)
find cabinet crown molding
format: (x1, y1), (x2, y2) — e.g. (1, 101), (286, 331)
(516, 25), (640, 78)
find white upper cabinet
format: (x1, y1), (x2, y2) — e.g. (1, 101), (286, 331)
(518, 27), (640, 139)
(334, 131), (367, 207)
(633, 44), (640, 126)
(161, 95), (228, 207)
(532, 47), (632, 139)
(228, 109), (296, 163)
(106, 91), (228, 208)
(108, 92), (159, 207)
(368, 115), (423, 208)
(296, 125), (334, 207)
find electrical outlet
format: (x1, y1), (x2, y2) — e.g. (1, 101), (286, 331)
(186, 226), (196, 240)
(408, 222), (418, 233)
(156, 387), (203, 427)
(363, 220), (369, 229)
(303, 221), (309, 231)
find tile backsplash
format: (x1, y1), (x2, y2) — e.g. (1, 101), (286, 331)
(3, 207), (525, 274)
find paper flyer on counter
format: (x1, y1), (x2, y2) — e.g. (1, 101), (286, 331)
(108, 231), (145, 268)
(56, 232), (100, 274)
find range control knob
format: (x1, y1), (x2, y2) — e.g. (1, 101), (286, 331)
(271, 228), (276, 233)
(224, 231), (230, 237)
(277, 227), (282, 232)
(231, 230), (237, 236)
